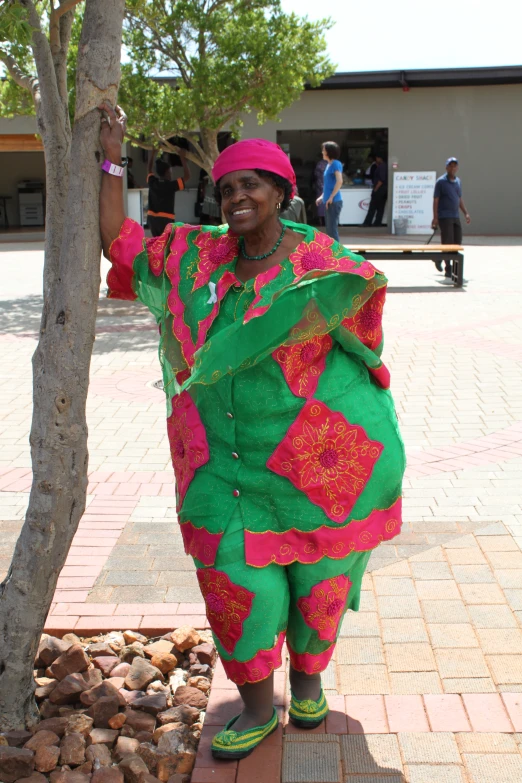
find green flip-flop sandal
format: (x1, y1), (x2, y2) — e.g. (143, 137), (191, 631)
(211, 706), (279, 759)
(289, 689), (329, 729)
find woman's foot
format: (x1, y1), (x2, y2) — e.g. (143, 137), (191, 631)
(232, 706), (276, 732)
(211, 707), (279, 759)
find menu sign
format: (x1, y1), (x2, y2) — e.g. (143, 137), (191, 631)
(392, 171), (436, 235)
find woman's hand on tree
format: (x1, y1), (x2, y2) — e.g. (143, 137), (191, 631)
(98, 103), (127, 164)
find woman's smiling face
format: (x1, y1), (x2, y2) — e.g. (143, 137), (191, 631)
(219, 169), (283, 233)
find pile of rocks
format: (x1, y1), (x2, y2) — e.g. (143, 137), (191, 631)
(0, 628), (217, 783)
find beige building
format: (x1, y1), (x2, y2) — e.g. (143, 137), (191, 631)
(1, 66), (521, 234)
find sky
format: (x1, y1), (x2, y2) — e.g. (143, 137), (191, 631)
(281, 0), (522, 72)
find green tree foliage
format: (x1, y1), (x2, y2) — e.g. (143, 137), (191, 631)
(0, 1), (83, 119)
(1, 1), (334, 174)
(0, 0), (36, 116)
(122, 0), (334, 173)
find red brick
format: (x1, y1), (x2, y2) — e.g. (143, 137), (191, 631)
(159, 484), (177, 496)
(68, 547), (114, 556)
(114, 483), (141, 496)
(44, 616), (79, 633)
(325, 695), (348, 734)
(50, 603), (116, 616)
(139, 616), (181, 634)
(423, 695), (471, 732)
(500, 693), (522, 731)
(284, 719), (325, 734)
(53, 590), (90, 602)
(130, 471), (157, 482)
(74, 615), (142, 633)
(205, 690), (243, 726)
(60, 566), (103, 576)
(0, 468), (30, 489)
(88, 500), (137, 508)
(346, 695), (388, 734)
(236, 726), (281, 783)
(64, 556), (109, 566)
(88, 471), (113, 482)
(146, 614), (209, 629)
(177, 602), (206, 614)
(93, 483), (118, 495)
(103, 471), (130, 482)
(194, 723), (237, 771)
(56, 577), (97, 589)
(192, 770), (237, 783)
(115, 603), (179, 615)
(150, 472), (172, 484)
(2, 478), (32, 491)
(385, 695), (429, 732)
(462, 694), (514, 732)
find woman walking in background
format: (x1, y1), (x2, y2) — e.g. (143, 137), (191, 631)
(99, 104), (405, 760)
(316, 141), (343, 241)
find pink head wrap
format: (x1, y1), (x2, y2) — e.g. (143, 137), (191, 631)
(212, 138), (296, 197)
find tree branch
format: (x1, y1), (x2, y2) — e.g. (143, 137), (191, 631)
(20, 0), (65, 139)
(126, 131), (208, 173)
(0, 47), (35, 93)
(50, 0), (82, 53)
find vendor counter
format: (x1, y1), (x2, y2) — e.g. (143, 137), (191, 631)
(339, 186), (372, 225)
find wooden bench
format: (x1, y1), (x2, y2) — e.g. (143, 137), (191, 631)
(348, 244), (464, 287)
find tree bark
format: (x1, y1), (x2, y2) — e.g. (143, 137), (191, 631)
(0, 0), (125, 731)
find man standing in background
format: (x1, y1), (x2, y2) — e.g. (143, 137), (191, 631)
(363, 152), (388, 227)
(432, 157), (471, 277)
(147, 149), (190, 236)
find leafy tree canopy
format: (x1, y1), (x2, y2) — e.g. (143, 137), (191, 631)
(122, 0), (334, 172)
(0, 1), (83, 119)
(1, 0), (334, 174)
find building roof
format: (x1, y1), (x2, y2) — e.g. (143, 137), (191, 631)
(311, 66), (522, 90)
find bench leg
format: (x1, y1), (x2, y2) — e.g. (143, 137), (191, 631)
(453, 253), (464, 287)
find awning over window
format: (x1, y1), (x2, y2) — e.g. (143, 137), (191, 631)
(0, 134), (43, 152)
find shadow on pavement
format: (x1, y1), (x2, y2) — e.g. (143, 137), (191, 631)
(282, 717), (405, 782)
(0, 293), (159, 354)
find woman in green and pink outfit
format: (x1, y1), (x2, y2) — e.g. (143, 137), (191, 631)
(99, 105), (405, 759)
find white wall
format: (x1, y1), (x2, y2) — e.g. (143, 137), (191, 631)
(240, 84), (522, 234)
(2, 84), (521, 233)
(0, 116), (38, 134)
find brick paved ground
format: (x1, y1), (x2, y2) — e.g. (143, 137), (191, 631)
(2, 234), (522, 781)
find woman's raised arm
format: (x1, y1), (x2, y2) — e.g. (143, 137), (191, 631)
(99, 103), (127, 258)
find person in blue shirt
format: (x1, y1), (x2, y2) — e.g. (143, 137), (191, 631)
(432, 157), (471, 277)
(316, 141), (343, 241)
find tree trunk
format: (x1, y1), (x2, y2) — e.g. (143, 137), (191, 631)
(0, 0), (125, 731)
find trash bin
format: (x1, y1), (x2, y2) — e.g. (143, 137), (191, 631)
(393, 218), (409, 236)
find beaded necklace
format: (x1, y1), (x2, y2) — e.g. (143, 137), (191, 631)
(239, 222), (286, 261)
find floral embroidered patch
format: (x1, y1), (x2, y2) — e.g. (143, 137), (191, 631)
(297, 575), (352, 641)
(166, 391), (209, 510)
(197, 568), (255, 654)
(267, 400), (384, 522)
(192, 231), (238, 291)
(288, 232), (338, 278)
(273, 334), (333, 398)
(145, 225), (173, 277)
(342, 286), (386, 350)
